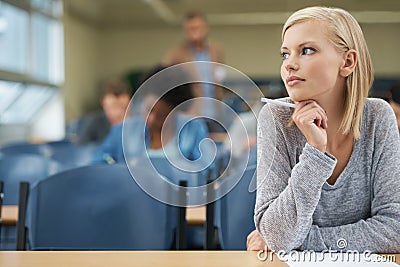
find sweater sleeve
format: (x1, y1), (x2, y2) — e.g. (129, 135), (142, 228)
(302, 103), (400, 253)
(254, 105), (337, 252)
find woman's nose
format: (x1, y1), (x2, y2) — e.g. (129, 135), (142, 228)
(284, 56), (299, 71)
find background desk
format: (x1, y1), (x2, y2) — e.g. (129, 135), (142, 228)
(0, 206), (18, 225)
(1, 206), (206, 226)
(186, 206), (206, 226)
(0, 251), (287, 267)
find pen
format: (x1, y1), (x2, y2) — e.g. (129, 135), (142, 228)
(103, 154), (116, 165)
(261, 97), (297, 109)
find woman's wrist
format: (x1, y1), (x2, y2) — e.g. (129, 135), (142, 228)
(310, 143), (326, 153)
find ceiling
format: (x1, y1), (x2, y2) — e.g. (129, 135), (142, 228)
(65, 0), (400, 28)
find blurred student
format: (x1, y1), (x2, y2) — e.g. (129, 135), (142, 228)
(247, 6), (400, 253)
(76, 78), (131, 144)
(389, 82), (400, 131)
(92, 65), (211, 165)
(163, 12), (226, 132)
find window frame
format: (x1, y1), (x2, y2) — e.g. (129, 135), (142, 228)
(0, 0), (64, 126)
(0, 0), (64, 88)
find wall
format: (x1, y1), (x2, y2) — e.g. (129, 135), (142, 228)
(64, 17), (400, 121)
(363, 24), (400, 77)
(98, 23), (400, 78)
(96, 25), (283, 79)
(63, 11), (100, 123)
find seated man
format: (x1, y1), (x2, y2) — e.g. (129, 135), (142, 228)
(74, 78), (131, 144)
(92, 65), (213, 168)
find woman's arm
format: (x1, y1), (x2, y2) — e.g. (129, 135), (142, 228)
(255, 105), (337, 252)
(301, 103), (400, 253)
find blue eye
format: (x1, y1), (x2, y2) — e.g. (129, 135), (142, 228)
(280, 52), (289, 60)
(302, 47), (315, 55)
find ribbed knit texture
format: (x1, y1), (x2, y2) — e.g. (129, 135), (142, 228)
(255, 98), (400, 253)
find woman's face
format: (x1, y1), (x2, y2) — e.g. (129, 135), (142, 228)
(280, 20), (345, 103)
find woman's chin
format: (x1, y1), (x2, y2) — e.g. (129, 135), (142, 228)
(288, 93), (309, 103)
(288, 95), (301, 103)
(287, 91), (297, 101)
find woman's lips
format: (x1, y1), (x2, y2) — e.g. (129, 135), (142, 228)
(286, 76), (305, 87)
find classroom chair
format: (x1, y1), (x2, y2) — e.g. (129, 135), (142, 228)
(0, 153), (63, 250)
(0, 153), (63, 205)
(215, 164), (256, 249)
(0, 142), (52, 158)
(46, 141), (97, 168)
(25, 163), (180, 250)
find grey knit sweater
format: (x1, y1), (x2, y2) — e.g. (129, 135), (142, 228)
(255, 98), (400, 253)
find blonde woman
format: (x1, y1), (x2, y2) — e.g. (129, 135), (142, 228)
(247, 6), (400, 253)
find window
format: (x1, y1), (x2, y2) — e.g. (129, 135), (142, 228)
(31, 0), (62, 16)
(0, 81), (55, 124)
(32, 13), (63, 84)
(0, 2), (28, 73)
(0, 0), (64, 125)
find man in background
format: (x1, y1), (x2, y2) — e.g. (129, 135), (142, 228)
(164, 12), (224, 64)
(163, 12), (226, 132)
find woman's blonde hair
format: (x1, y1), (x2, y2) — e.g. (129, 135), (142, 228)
(282, 6), (373, 139)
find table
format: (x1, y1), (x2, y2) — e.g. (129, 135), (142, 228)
(0, 205), (18, 225)
(1, 205), (206, 226)
(1, 251), (398, 267)
(0, 251), (287, 267)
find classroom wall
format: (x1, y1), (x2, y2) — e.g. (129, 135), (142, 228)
(363, 24), (400, 77)
(97, 24), (400, 78)
(96, 25), (283, 79)
(63, 11), (100, 122)
(63, 13), (400, 122)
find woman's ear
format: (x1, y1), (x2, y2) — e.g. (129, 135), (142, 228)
(340, 49), (357, 77)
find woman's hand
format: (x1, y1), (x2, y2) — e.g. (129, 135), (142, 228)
(247, 230), (268, 251)
(292, 100), (328, 153)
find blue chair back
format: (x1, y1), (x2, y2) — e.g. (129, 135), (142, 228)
(216, 165), (256, 250)
(0, 141), (96, 169)
(0, 142), (52, 157)
(146, 157), (208, 187)
(0, 153), (63, 205)
(46, 141), (97, 168)
(27, 163), (178, 250)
